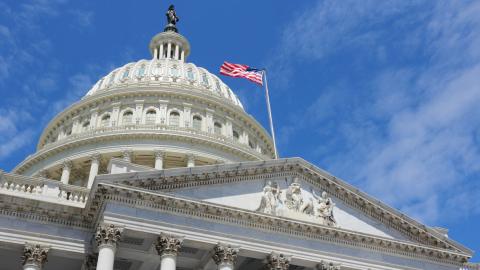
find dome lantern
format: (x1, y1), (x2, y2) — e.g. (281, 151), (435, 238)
(149, 5), (190, 62)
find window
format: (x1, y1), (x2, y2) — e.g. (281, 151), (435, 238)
(233, 130), (240, 141)
(122, 111), (133, 124)
(137, 65), (145, 77)
(215, 80), (222, 94)
(145, 110), (156, 125)
(82, 121), (90, 131)
(171, 66), (179, 77)
(249, 140), (255, 149)
(202, 73), (209, 86)
(122, 69), (130, 79)
(169, 111), (180, 127)
(192, 115), (202, 130)
(65, 127), (72, 136)
(152, 64), (161, 76)
(214, 122), (222, 135)
(187, 68), (194, 80)
(101, 114), (110, 127)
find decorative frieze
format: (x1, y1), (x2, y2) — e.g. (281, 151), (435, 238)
(212, 243), (239, 266)
(95, 224), (122, 248)
(155, 234), (183, 257)
(21, 243), (49, 268)
(266, 252), (290, 270)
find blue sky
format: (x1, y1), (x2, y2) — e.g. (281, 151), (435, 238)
(1, 0), (479, 261)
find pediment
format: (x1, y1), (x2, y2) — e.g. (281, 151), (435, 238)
(95, 157), (472, 257)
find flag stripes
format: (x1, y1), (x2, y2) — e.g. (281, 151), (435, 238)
(220, 61), (263, 85)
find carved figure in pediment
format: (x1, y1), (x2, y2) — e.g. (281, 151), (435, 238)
(312, 190), (336, 226)
(256, 181), (280, 215)
(285, 178), (304, 211)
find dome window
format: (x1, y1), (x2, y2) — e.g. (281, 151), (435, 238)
(169, 111), (180, 127)
(232, 130), (240, 141)
(249, 140), (255, 149)
(122, 111), (133, 124)
(82, 120), (90, 131)
(215, 80), (222, 94)
(187, 68), (194, 80)
(101, 114), (111, 127)
(214, 122), (222, 135)
(192, 115), (202, 130)
(122, 69), (130, 79)
(152, 64), (162, 76)
(145, 110), (156, 125)
(171, 65), (179, 77)
(201, 73), (209, 86)
(137, 65), (145, 77)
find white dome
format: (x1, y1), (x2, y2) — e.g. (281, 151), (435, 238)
(84, 58), (244, 110)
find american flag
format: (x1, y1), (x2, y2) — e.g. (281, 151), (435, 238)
(220, 61), (264, 85)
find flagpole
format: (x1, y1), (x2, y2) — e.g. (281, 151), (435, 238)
(262, 69), (279, 159)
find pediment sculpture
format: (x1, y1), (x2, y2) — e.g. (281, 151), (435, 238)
(257, 178), (336, 226)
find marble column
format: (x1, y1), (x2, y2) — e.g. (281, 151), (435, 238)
(187, 154), (195, 168)
(87, 153), (101, 188)
(154, 151), (165, 170)
(60, 160), (72, 184)
(155, 234), (183, 270)
(21, 243), (49, 270)
(265, 252), (291, 270)
(212, 244), (239, 270)
(95, 224), (122, 270)
(160, 43), (164, 59)
(167, 43), (172, 58)
(122, 150), (133, 162)
(174, 44), (179, 60)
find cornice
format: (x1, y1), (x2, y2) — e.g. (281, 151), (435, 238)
(14, 127), (269, 174)
(37, 85), (273, 152)
(88, 182), (469, 266)
(92, 158), (472, 257)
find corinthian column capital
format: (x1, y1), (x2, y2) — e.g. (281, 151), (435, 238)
(155, 233), (183, 257)
(21, 243), (49, 268)
(266, 252), (291, 270)
(95, 224), (123, 249)
(212, 243), (239, 266)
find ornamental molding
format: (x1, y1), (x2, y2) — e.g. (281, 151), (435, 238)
(89, 182), (469, 265)
(266, 252), (291, 270)
(155, 233), (183, 256)
(212, 243), (239, 266)
(15, 127), (268, 174)
(36, 86), (272, 151)
(95, 223), (123, 248)
(316, 260), (341, 270)
(92, 158), (469, 257)
(22, 243), (49, 267)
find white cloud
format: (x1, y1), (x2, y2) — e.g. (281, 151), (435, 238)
(272, 1), (480, 225)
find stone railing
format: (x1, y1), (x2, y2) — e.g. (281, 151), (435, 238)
(40, 124), (270, 159)
(462, 263), (480, 270)
(0, 171), (89, 208)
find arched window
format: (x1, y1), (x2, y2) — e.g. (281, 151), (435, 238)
(100, 114), (110, 127)
(82, 120), (90, 131)
(215, 80), (222, 94)
(169, 111), (180, 127)
(214, 122), (222, 135)
(108, 72), (116, 84)
(171, 66), (179, 77)
(122, 69), (130, 79)
(232, 130), (240, 141)
(187, 68), (194, 80)
(145, 110), (156, 125)
(137, 65), (145, 77)
(152, 64), (162, 76)
(202, 73), (209, 86)
(122, 111), (133, 124)
(249, 140), (255, 149)
(192, 115), (202, 130)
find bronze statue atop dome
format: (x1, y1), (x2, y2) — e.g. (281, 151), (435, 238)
(164, 5), (179, 32)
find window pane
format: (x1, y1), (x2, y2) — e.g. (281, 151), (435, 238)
(193, 116), (202, 130)
(146, 110), (156, 124)
(214, 122), (222, 135)
(169, 111), (180, 126)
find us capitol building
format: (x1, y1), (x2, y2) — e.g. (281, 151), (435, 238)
(0, 6), (478, 270)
